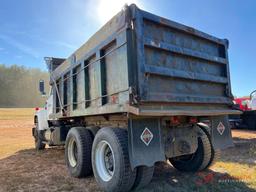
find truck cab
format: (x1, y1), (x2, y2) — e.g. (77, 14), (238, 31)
(33, 58), (65, 148)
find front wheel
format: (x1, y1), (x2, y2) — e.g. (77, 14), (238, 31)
(34, 118), (45, 150)
(92, 127), (136, 192)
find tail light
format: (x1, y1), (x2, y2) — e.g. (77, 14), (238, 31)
(189, 117), (198, 124)
(170, 116), (180, 125)
(170, 116), (198, 125)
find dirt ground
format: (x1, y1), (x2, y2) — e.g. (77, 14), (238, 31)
(0, 108), (255, 192)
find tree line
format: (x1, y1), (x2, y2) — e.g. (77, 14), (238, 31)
(0, 64), (49, 108)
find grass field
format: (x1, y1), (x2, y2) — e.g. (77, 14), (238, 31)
(0, 108), (255, 192)
(0, 108), (34, 159)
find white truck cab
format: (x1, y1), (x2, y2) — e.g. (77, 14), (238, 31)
(33, 57), (66, 150)
(35, 87), (53, 131)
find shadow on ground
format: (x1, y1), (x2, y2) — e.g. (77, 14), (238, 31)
(0, 145), (255, 192)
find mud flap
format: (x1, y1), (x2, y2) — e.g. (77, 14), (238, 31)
(210, 115), (234, 150)
(128, 118), (165, 170)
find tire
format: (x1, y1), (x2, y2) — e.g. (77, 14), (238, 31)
(35, 130), (46, 150)
(34, 117), (45, 150)
(197, 123), (221, 170)
(87, 126), (100, 138)
(169, 126), (211, 172)
(132, 166), (154, 190)
(65, 127), (93, 178)
(92, 127), (136, 192)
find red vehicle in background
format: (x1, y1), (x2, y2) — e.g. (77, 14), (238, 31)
(234, 97), (251, 111)
(230, 90), (256, 130)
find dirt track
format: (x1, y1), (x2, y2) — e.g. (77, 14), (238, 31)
(0, 109), (256, 192)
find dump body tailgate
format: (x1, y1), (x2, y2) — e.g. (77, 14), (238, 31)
(130, 5), (238, 115)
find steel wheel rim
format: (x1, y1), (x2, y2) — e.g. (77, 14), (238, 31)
(68, 137), (78, 167)
(95, 140), (115, 182)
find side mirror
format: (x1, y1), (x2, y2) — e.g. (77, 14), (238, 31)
(39, 80), (46, 96)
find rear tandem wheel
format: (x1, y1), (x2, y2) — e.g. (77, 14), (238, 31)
(169, 125), (212, 172)
(65, 127), (93, 178)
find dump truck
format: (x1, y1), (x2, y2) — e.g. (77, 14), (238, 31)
(32, 4), (240, 192)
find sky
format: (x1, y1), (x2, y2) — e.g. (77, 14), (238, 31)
(0, 0), (255, 97)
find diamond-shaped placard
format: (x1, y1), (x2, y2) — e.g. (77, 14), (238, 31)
(217, 122), (225, 135)
(140, 127), (153, 146)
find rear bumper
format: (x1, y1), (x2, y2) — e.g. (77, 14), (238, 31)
(128, 106), (242, 116)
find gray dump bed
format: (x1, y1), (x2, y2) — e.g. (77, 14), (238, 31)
(50, 4), (239, 118)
